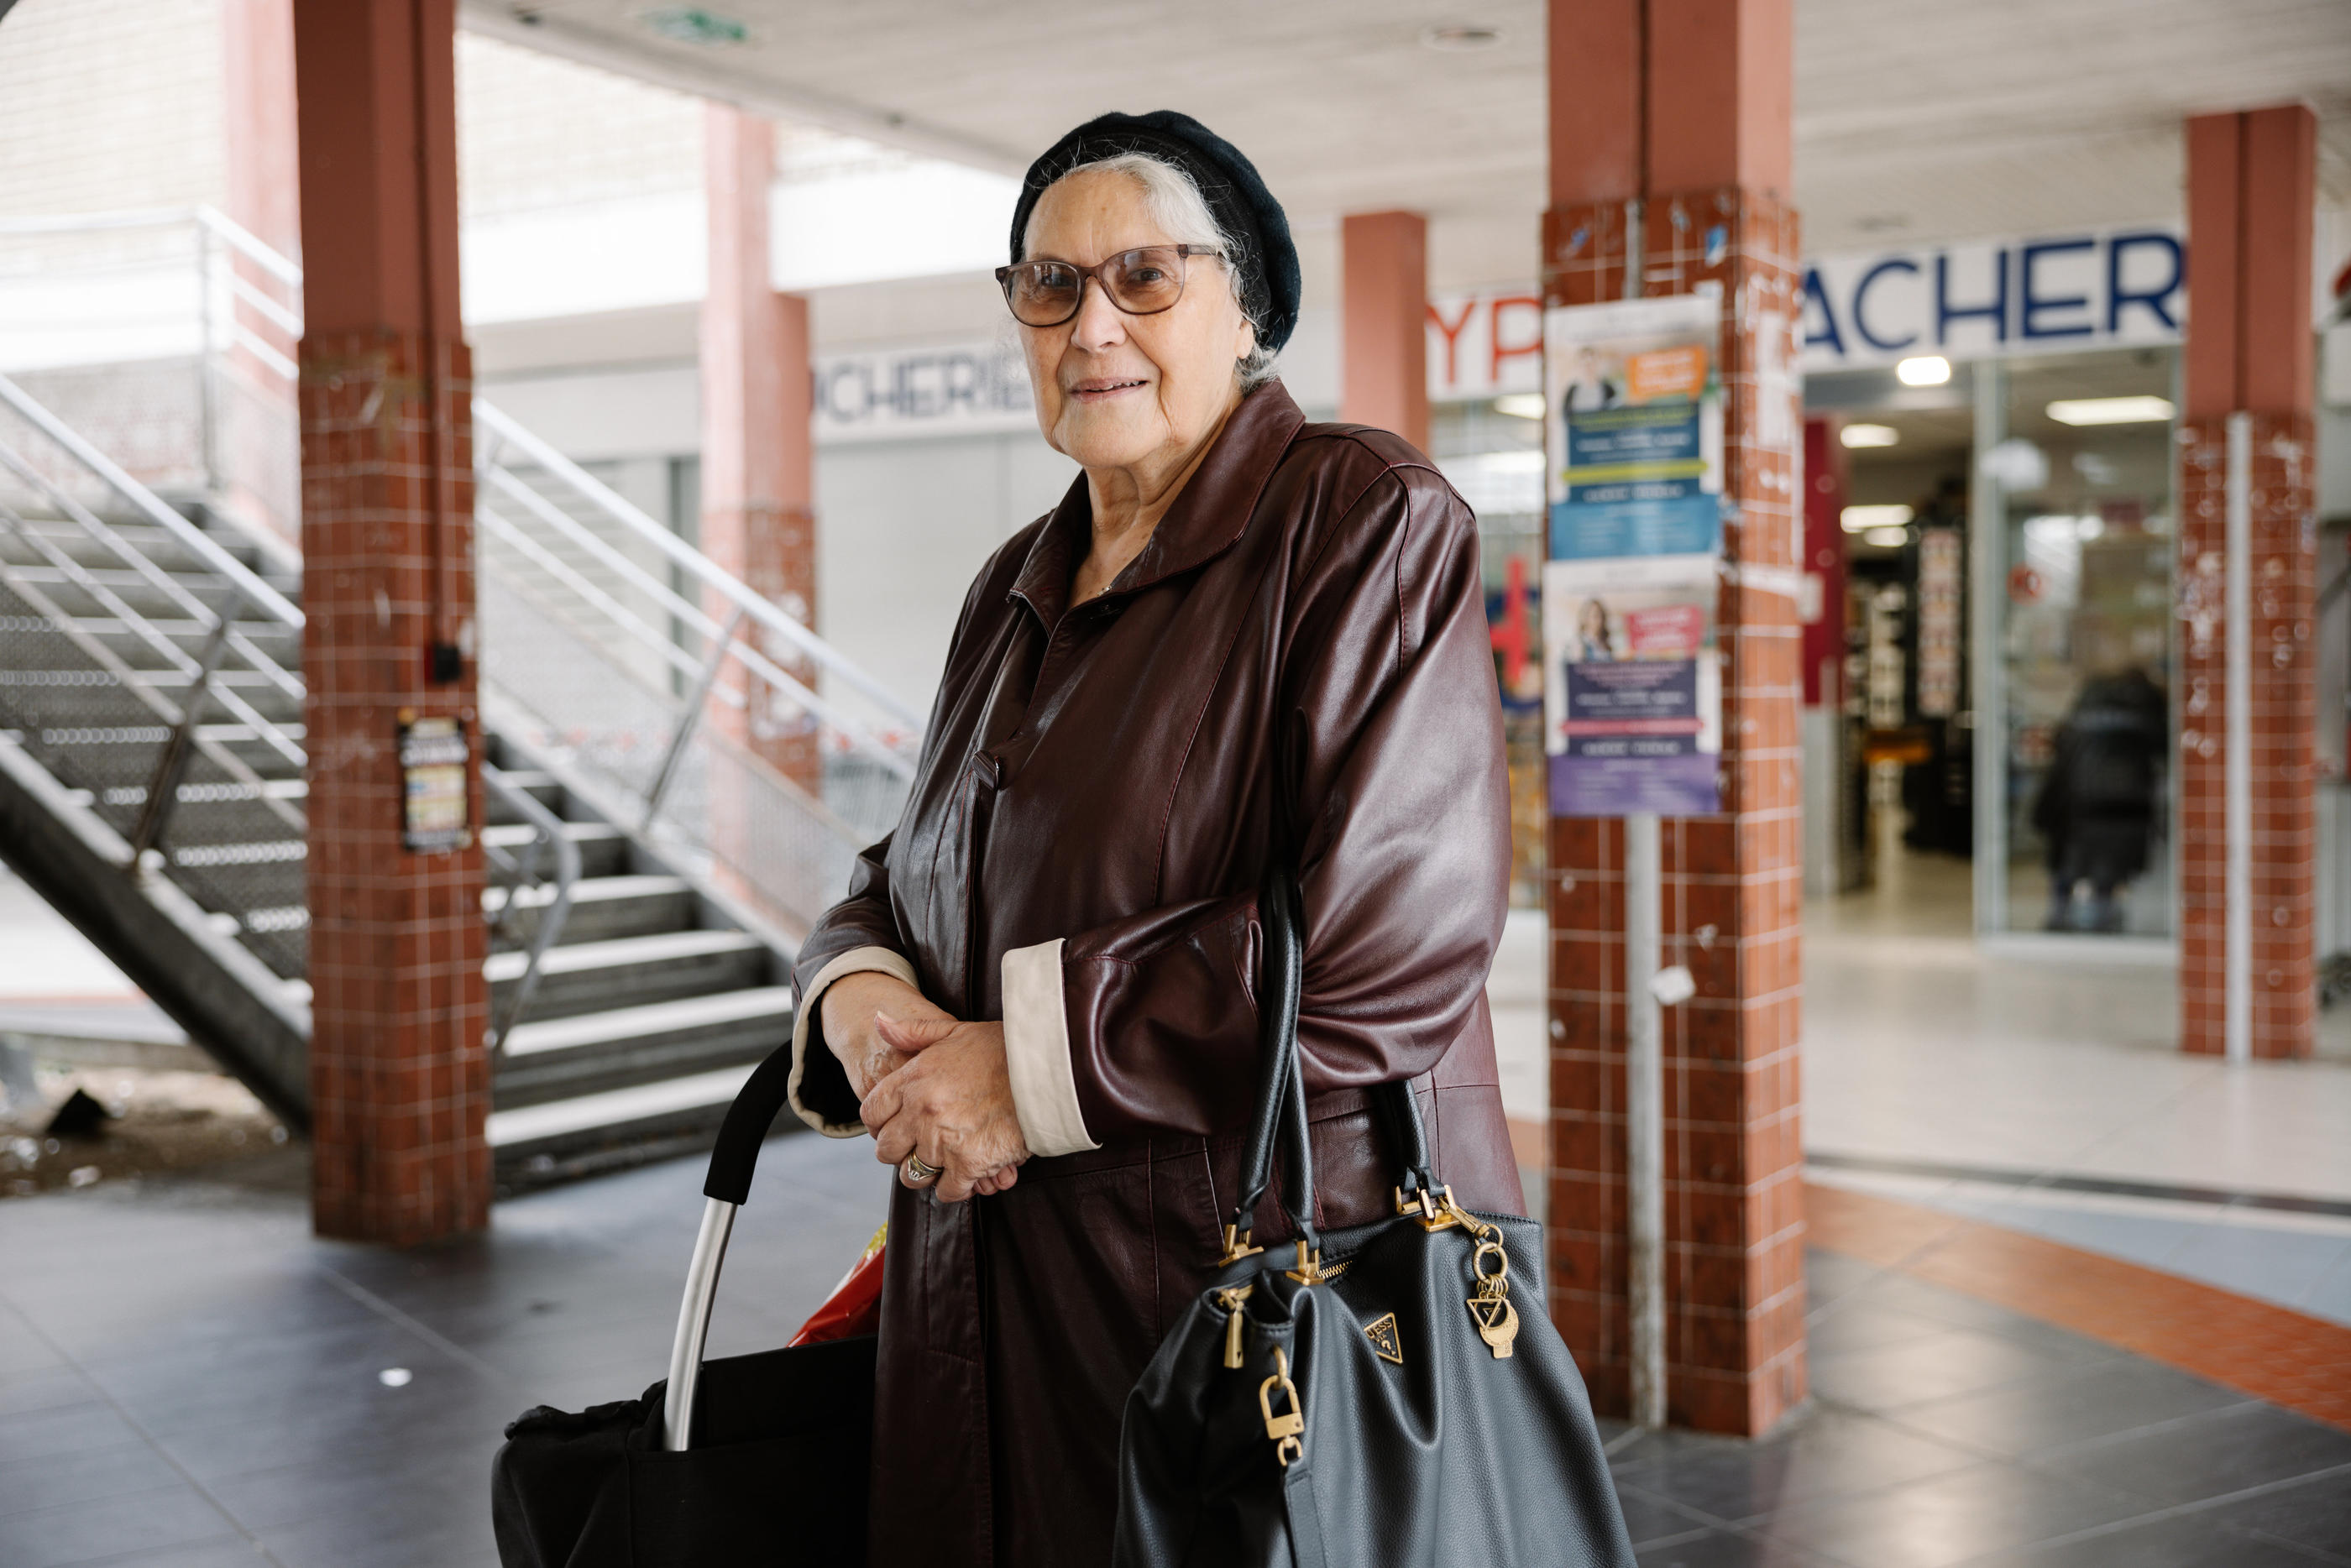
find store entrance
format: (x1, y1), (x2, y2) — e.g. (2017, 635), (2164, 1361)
(1807, 347), (2180, 944)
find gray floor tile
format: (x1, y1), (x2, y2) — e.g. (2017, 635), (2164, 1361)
(50, 1542), (275, 1568)
(258, 1501), (500, 1568)
(1616, 1478), (1726, 1547)
(1636, 1529), (1850, 1566)
(0, 1401), (149, 1466)
(1888, 1356), (2252, 1457)
(2160, 1225), (2351, 1314)
(0, 1366), (104, 1419)
(1610, 1407), (1982, 1522)
(0, 1482), (242, 1568)
(1805, 1301), (1962, 1358)
(1754, 1460), (2159, 1568)
(2036, 1403), (2351, 1507)
(1809, 1325), (2096, 1415)
(0, 1441), (187, 1519)
(201, 1440), (490, 1533)
(2186, 1466), (2351, 1557)
(1961, 1511), (2351, 1567)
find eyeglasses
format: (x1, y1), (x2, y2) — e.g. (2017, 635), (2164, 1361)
(995, 244), (1222, 328)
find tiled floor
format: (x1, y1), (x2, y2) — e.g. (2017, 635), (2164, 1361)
(3, 1134), (2348, 1568)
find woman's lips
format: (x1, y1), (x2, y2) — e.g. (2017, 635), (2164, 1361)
(1068, 378), (1148, 401)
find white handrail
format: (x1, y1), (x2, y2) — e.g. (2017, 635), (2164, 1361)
(0, 374), (304, 630)
(476, 466), (909, 776)
(474, 398), (921, 733)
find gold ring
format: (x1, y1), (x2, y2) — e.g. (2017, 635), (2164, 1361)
(903, 1152), (942, 1184)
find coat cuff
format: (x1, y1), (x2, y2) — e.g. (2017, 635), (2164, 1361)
(1001, 938), (1100, 1157)
(789, 945), (919, 1137)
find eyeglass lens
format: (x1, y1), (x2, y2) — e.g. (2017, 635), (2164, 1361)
(1005, 247), (1189, 327)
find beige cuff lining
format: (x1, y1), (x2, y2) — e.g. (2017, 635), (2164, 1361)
(1001, 938), (1099, 1158)
(788, 945), (919, 1137)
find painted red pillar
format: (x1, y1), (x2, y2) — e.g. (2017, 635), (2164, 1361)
(2178, 105), (2320, 1059)
(293, 0), (490, 1244)
(1340, 211), (1431, 452)
(1543, 0), (1807, 1435)
(220, 0), (303, 542)
(1801, 417), (1848, 709)
(700, 105), (819, 792)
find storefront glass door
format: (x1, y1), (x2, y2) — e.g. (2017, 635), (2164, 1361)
(1975, 348), (2178, 939)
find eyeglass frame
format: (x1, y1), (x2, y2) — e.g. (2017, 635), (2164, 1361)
(994, 244), (1224, 328)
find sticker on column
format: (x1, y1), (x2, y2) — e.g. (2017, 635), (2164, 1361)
(1542, 553), (1721, 817)
(398, 711), (472, 854)
(1543, 290), (1723, 562)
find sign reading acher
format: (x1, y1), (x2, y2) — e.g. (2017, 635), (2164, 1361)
(1427, 222), (2186, 395)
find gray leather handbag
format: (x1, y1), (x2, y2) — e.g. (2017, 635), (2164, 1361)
(1112, 869), (1636, 1568)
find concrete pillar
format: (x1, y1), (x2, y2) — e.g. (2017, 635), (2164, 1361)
(1340, 211), (1430, 451)
(219, 0), (303, 542)
(293, 0), (490, 1245)
(699, 105), (819, 793)
(2178, 105), (2320, 1059)
(1543, 0), (1807, 1435)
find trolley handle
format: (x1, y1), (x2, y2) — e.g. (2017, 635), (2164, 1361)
(665, 1036), (806, 1452)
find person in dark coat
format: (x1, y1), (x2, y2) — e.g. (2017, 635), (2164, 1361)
(2032, 666), (2167, 931)
(783, 111), (1521, 1567)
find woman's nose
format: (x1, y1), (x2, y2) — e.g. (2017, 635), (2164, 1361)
(1069, 277), (1128, 351)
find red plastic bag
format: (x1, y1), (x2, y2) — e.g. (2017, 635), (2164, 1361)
(788, 1224), (886, 1346)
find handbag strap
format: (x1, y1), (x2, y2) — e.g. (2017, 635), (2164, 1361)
(1227, 867), (1444, 1256)
(1229, 867), (1313, 1252)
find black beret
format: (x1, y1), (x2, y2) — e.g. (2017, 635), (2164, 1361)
(1008, 109), (1301, 358)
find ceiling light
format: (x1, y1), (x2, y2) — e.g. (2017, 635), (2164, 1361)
(2046, 395), (2175, 426)
(1492, 394), (1545, 420)
(641, 7), (749, 44)
(1842, 504), (1914, 533)
(1475, 449), (1545, 474)
(1895, 355), (1950, 387)
(1422, 24), (1505, 50)
(1866, 527), (1910, 548)
(1840, 423), (1899, 449)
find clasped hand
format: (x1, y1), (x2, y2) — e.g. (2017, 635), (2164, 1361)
(821, 971), (1029, 1202)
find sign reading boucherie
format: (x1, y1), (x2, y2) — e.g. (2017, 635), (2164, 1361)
(814, 339), (1036, 443)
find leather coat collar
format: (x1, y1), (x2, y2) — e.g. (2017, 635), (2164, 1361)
(1010, 379), (1307, 630)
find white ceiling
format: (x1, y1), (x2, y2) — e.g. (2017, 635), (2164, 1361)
(463, 0), (2351, 283)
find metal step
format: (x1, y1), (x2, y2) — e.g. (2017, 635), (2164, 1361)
(485, 928), (770, 1021)
(0, 518), (274, 578)
(483, 872), (694, 949)
(492, 984), (792, 1107)
(482, 768), (562, 825)
(482, 820), (631, 880)
(486, 1062), (760, 1178)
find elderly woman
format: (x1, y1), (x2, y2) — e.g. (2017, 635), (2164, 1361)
(785, 110), (1520, 1568)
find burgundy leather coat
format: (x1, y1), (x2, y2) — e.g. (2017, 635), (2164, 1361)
(789, 380), (1522, 1567)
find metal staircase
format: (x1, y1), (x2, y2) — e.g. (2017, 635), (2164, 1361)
(0, 352), (921, 1183)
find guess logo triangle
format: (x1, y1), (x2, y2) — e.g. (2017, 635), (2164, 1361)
(1361, 1311), (1403, 1365)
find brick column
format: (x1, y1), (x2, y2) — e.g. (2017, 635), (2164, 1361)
(701, 105), (819, 792)
(2178, 105), (2320, 1060)
(294, 0), (490, 1244)
(1543, 0), (1807, 1436)
(1339, 211), (1431, 451)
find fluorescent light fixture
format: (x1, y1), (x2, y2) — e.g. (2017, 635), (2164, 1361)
(1422, 24), (1505, 50)
(1866, 527), (1910, 547)
(1842, 504), (1914, 533)
(2046, 395), (2175, 426)
(1840, 423), (1899, 448)
(1492, 394), (1546, 420)
(641, 7), (751, 44)
(1895, 355), (1951, 387)
(1472, 449), (1546, 474)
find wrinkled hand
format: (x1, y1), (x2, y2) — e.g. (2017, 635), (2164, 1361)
(821, 971), (945, 1100)
(861, 1015), (1030, 1203)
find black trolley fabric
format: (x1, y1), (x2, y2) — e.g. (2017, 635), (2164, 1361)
(490, 1048), (873, 1568)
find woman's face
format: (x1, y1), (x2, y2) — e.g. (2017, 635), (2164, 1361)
(1018, 169), (1256, 475)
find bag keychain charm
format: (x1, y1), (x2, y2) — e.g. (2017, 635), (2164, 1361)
(1463, 1222), (1518, 1359)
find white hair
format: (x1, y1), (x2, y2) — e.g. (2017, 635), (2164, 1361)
(1020, 151), (1279, 390)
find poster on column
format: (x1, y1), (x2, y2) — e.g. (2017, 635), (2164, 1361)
(1544, 290), (1723, 561)
(1542, 291), (1725, 815)
(1542, 553), (1721, 814)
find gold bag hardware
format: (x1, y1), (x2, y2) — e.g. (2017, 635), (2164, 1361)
(1258, 1345), (1304, 1467)
(1362, 1311), (1403, 1365)
(1216, 1284), (1254, 1369)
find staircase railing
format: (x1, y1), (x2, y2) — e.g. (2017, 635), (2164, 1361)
(473, 399), (921, 939)
(0, 370), (311, 979)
